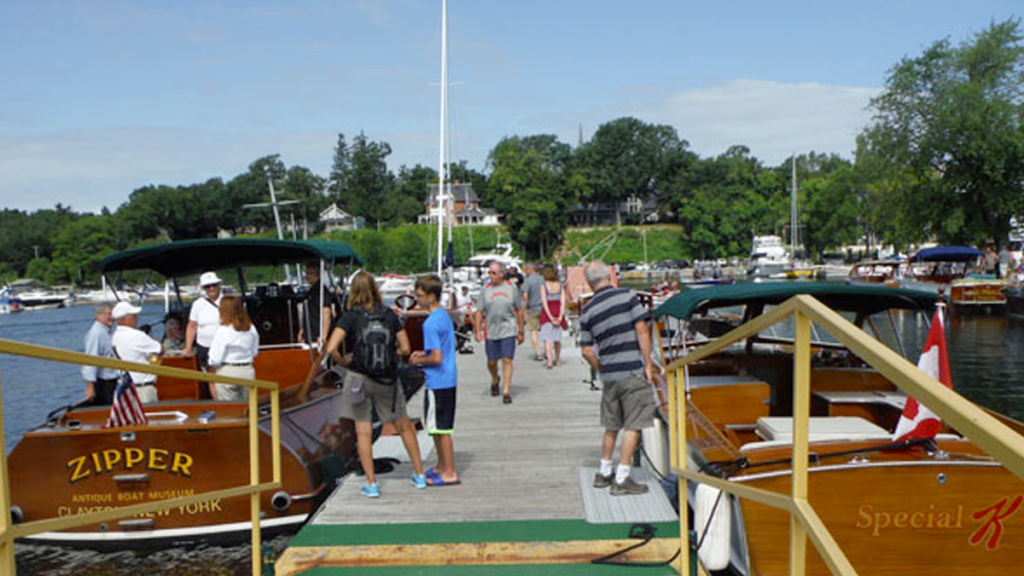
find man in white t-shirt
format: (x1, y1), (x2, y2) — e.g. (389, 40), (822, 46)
(110, 301), (162, 404)
(183, 271), (223, 369)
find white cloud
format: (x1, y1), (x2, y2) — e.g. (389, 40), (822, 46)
(638, 79), (880, 164)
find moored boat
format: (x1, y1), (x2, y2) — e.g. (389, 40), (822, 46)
(898, 246), (1007, 313)
(5, 238), (406, 549)
(5, 278), (74, 309)
(649, 282), (1024, 575)
(746, 235), (790, 278)
(846, 259), (903, 286)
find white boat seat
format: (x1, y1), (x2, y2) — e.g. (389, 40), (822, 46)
(741, 416), (962, 452)
(756, 416), (890, 442)
(813, 390), (907, 410)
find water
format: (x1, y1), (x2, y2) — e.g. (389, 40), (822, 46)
(3, 299), (1024, 573)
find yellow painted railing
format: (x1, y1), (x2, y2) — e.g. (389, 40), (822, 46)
(664, 295), (1024, 576)
(0, 338), (282, 576)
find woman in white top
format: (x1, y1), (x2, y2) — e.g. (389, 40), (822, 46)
(207, 296), (259, 401)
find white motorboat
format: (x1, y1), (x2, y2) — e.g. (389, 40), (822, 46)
(746, 235), (790, 278)
(5, 279), (74, 309)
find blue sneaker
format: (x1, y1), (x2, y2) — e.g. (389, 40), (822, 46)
(411, 474), (428, 489)
(361, 483), (380, 498)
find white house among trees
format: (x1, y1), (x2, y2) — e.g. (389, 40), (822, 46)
(319, 203), (365, 232)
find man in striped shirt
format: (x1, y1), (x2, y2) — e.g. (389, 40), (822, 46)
(579, 260), (656, 496)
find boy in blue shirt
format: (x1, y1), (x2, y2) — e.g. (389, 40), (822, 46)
(409, 274), (460, 486)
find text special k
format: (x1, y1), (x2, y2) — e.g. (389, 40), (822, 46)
(856, 496), (1023, 550)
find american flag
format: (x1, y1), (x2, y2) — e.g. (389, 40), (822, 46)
(104, 376), (149, 428)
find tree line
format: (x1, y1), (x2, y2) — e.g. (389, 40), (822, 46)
(2, 19), (1022, 286)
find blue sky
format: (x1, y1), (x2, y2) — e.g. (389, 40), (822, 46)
(1, 0), (1020, 212)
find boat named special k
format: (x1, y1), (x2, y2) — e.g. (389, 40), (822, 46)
(649, 283), (1024, 576)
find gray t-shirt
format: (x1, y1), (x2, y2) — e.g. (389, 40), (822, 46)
(522, 273), (545, 313)
(477, 281), (522, 340)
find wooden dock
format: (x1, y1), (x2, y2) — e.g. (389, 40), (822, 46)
(275, 337), (683, 575)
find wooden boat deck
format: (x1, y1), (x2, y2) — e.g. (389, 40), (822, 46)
(275, 337), (682, 575)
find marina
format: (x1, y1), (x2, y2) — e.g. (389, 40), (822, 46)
(3, 2), (1024, 575)
(3, 280), (1024, 574)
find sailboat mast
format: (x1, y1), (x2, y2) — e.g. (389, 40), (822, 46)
(790, 153), (797, 258)
(436, 0), (448, 277)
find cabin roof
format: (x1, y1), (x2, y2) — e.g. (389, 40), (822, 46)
(101, 238), (363, 276)
(911, 245), (982, 262)
(653, 283), (938, 320)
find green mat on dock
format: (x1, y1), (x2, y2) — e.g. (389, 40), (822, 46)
(289, 519), (680, 547)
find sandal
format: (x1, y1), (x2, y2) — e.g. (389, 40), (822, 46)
(490, 382), (500, 397)
(503, 394), (512, 404)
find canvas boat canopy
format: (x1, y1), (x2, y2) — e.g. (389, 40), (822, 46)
(910, 246), (982, 263)
(653, 283), (938, 321)
(101, 238), (363, 277)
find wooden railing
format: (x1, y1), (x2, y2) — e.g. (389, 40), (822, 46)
(664, 295), (1024, 576)
(0, 338), (282, 576)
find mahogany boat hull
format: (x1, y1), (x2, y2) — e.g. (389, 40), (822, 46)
(731, 447), (1024, 576)
(8, 392), (355, 549)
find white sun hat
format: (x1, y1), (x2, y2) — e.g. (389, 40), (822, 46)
(199, 271), (223, 287)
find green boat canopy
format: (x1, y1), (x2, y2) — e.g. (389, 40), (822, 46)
(101, 238), (363, 277)
(653, 282), (939, 320)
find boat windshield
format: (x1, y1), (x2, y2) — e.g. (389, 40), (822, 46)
(756, 304), (907, 355)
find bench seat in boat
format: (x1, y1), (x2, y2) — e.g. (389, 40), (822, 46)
(756, 416), (890, 442)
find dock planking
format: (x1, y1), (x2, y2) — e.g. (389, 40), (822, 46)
(276, 335), (682, 575)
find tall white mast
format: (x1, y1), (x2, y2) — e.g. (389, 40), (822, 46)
(436, 0), (448, 276)
(790, 153), (797, 258)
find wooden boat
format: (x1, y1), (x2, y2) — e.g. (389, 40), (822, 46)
(898, 246), (1007, 313)
(845, 259), (903, 287)
(5, 238), (415, 549)
(650, 283), (1024, 576)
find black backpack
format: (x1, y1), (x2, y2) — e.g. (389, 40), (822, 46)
(354, 307), (396, 381)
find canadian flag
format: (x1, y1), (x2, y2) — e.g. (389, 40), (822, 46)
(893, 307), (952, 442)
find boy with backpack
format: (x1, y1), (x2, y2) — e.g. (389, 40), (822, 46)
(324, 271), (427, 498)
(409, 274), (460, 486)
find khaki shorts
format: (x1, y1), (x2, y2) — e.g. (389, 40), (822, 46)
(338, 371), (406, 424)
(600, 375), (655, 432)
(214, 364), (254, 402)
(526, 311), (541, 331)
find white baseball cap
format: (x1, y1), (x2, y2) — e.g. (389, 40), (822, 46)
(111, 301), (142, 320)
(199, 271), (223, 287)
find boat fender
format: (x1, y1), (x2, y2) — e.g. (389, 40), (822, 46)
(10, 505), (23, 524)
(694, 483), (731, 571)
(271, 491), (292, 512)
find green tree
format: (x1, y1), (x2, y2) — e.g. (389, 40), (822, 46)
(343, 133), (395, 228)
(801, 166), (862, 257)
(328, 134), (350, 202)
(486, 135), (577, 257)
(392, 164), (438, 224)
(577, 117), (690, 223)
(667, 146), (784, 258)
(860, 18), (1024, 247)
(284, 166), (329, 235)
(51, 214), (119, 285)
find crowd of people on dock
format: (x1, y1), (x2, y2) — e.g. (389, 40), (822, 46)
(79, 258), (657, 498)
